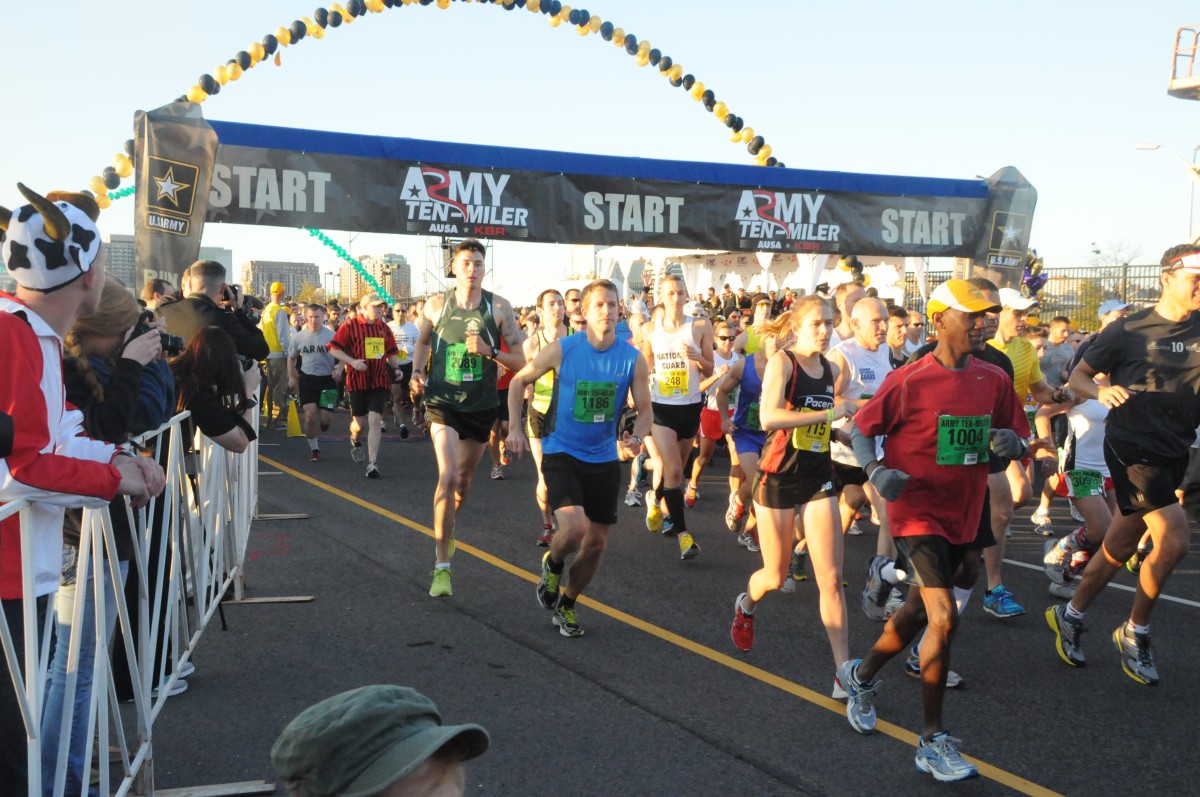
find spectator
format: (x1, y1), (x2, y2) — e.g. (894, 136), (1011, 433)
(157, 260), (269, 361)
(736, 286), (752, 311)
(43, 275), (175, 792)
(272, 685), (489, 797)
(261, 281), (293, 428)
(172, 326), (261, 454)
(904, 310), (926, 355)
(720, 284), (737, 318)
(885, 304), (911, 370)
(0, 184), (162, 790)
(141, 277), (175, 311)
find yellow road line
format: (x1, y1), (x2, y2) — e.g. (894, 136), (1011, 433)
(259, 454), (1064, 797)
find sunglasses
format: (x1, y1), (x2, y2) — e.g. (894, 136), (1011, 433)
(717, 335), (736, 341)
(911, 323), (925, 328)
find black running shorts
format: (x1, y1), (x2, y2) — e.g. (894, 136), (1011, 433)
(1104, 439), (1188, 516)
(895, 535), (971, 590)
(832, 461), (868, 490)
(348, 388), (388, 418)
(751, 470), (836, 510)
(426, 403), (498, 444)
(298, 374), (337, 408)
(651, 401), (703, 440)
(542, 452), (621, 525)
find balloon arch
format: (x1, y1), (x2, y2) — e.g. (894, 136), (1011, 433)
(86, 0), (783, 301)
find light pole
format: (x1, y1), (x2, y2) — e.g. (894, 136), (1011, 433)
(1136, 142), (1200, 240)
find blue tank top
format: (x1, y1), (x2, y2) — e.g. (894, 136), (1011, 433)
(733, 351), (766, 432)
(543, 333), (640, 464)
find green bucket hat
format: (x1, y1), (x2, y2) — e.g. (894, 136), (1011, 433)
(271, 685), (490, 797)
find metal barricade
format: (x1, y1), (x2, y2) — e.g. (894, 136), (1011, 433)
(2, 410), (260, 796)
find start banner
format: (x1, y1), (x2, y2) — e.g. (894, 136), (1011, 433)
(203, 118), (1035, 264)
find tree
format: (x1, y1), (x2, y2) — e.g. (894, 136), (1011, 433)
(1088, 241), (1143, 268)
(296, 279), (321, 304)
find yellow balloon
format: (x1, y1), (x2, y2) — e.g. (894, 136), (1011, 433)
(310, 24), (325, 39)
(668, 64), (682, 81)
(96, 192), (111, 210)
(635, 54), (650, 66)
(711, 102), (727, 118)
(861, 274), (872, 288)
(577, 24), (590, 35)
(612, 27), (624, 45)
(342, 4), (357, 21)
(502, 0), (516, 6)
(187, 85), (208, 103)
(330, 2), (346, 16)
(548, 15), (561, 26)
(366, 0), (386, 11)
(560, 5), (572, 22)
(589, 16), (602, 32)
(89, 175), (107, 195)
(113, 153), (134, 178)
(754, 154), (769, 166)
(759, 144), (772, 159)
(437, 0), (450, 7)
(690, 81), (706, 99)
(729, 130), (743, 143)
(249, 42), (265, 62)
(527, 0), (541, 10)
(740, 127), (755, 143)
(215, 65), (229, 85)
(276, 27), (291, 46)
(638, 40), (650, 56)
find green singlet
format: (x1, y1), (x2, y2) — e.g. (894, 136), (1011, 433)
(425, 288), (502, 412)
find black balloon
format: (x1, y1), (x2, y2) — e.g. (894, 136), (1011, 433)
(766, 157), (778, 167)
(290, 20), (307, 40)
(236, 50), (252, 69)
(102, 169), (120, 189)
(747, 135), (764, 155)
(703, 97), (715, 111)
(199, 73), (218, 94)
(731, 116), (744, 132)
(774, 162), (786, 168)
(682, 74), (695, 90)
(347, 0), (365, 17)
(124, 139), (136, 158)
(578, 9), (589, 25)
(623, 33), (636, 50)
(568, 8), (580, 24)
(329, 10), (342, 25)
(658, 55), (672, 72)
(669, 77), (683, 87)
(600, 20), (613, 39)
(315, 7), (329, 26)
(263, 34), (279, 54)
(549, 0), (561, 15)
(384, 0), (395, 7)
(81, 190), (95, 198)
(701, 89), (714, 104)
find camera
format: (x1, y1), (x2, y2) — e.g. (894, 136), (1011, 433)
(133, 310), (185, 357)
(237, 355), (257, 373)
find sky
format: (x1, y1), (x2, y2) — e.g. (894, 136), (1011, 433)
(2, 0), (1199, 293)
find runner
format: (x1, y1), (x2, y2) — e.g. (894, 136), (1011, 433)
(328, 294), (400, 478)
(287, 304), (342, 462)
(507, 279), (651, 637)
(411, 240), (526, 597)
(388, 303), (419, 433)
(260, 281), (293, 428)
(828, 281), (866, 348)
(640, 274), (714, 560)
(729, 299), (856, 690)
(487, 339), (515, 480)
(523, 289), (569, 545)
(981, 288), (1070, 618)
(1047, 244), (1200, 684)
(733, 294), (773, 355)
(839, 280), (1027, 782)
(685, 321), (739, 506)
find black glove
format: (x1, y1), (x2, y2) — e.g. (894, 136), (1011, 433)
(989, 428), (1027, 460)
(868, 465), (911, 501)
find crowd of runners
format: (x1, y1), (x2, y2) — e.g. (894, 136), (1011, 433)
(281, 239), (1200, 784)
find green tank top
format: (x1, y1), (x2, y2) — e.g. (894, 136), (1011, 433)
(426, 288), (502, 411)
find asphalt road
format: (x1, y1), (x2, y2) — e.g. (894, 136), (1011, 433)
(148, 412), (1200, 796)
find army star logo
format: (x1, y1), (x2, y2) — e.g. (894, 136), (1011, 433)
(154, 167), (190, 206)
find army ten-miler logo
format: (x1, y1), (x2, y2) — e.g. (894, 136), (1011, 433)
(145, 155), (199, 237)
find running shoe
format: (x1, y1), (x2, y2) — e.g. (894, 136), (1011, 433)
(730, 593), (754, 651)
(661, 516), (677, 537)
(1068, 499), (1084, 523)
(1126, 541), (1153, 574)
(679, 532), (700, 560)
(1045, 604), (1086, 667)
(836, 659), (879, 735)
(789, 550), (808, 582)
(1048, 580), (1078, 600)
(398, 423), (410, 439)
(684, 485), (699, 508)
(624, 489), (643, 507)
(634, 453), (651, 490)
(725, 494), (747, 534)
(737, 531), (760, 553)
(1112, 623), (1159, 685)
(309, 449), (321, 462)
(536, 525), (555, 547)
(847, 519), (864, 536)
(429, 567), (452, 598)
(982, 585), (1025, 618)
(903, 645), (963, 688)
(884, 587), (905, 618)
(536, 551), (560, 609)
(915, 733), (978, 782)
(780, 574), (798, 594)
(501, 449), (512, 466)
(350, 440), (365, 463)
(831, 676), (848, 700)
(646, 500), (663, 533)
(366, 463), (380, 479)
(1031, 509), (1054, 537)
(552, 603), (583, 637)
(490, 464), (505, 480)
(861, 555), (895, 622)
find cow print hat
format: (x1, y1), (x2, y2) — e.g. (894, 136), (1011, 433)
(0, 183), (101, 293)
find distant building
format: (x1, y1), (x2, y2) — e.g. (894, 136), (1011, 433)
(241, 260), (321, 300)
(343, 254), (411, 302)
(200, 246), (234, 270)
(105, 235), (137, 290)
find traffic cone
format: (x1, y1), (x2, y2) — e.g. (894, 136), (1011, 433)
(286, 399), (304, 437)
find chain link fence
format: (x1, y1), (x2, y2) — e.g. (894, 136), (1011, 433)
(901, 264), (1163, 331)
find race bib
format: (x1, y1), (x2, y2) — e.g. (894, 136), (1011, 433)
(397, 349), (408, 363)
(936, 415), (990, 466)
(573, 381), (617, 423)
(657, 368), (689, 396)
(792, 420), (830, 453)
(1067, 469), (1104, 498)
(318, 389), (339, 411)
(446, 343), (483, 384)
(364, 337), (385, 360)
(745, 401), (761, 431)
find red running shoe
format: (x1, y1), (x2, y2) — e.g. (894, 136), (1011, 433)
(731, 592), (754, 652)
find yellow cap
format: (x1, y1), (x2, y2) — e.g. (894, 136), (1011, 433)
(270, 281), (286, 295)
(926, 279), (1000, 318)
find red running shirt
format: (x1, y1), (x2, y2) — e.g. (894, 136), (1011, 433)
(854, 353), (1026, 545)
(329, 316), (398, 392)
